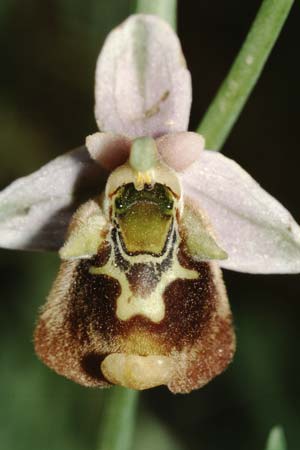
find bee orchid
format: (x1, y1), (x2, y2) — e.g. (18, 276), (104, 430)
(0, 15), (299, 393)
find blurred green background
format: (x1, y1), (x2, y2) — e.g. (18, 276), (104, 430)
(0, 1), (299, 449)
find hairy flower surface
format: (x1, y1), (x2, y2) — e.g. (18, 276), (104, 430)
(0, 15), (299, 393)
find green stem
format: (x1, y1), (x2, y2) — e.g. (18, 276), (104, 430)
(97, 387), (139, 450)
(134, 0), (177, 30)
(197, 0), (294, 150)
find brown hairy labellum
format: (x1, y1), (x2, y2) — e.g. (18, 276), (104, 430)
(35, 141), (235, 393)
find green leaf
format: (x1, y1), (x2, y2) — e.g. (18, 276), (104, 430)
(265, 426), (287, 450)
(197, 0), (295, 150)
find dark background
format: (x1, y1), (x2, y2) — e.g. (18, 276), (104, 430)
(0, 1), (299, 449)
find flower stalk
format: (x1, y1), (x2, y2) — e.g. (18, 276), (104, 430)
(134, 0), (177, 30)
(97, 387), (139, 450)
(197, 0), (294, 150)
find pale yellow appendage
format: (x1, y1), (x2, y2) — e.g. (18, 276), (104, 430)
(90, 255), (198, 323)
(134, 170), (154, 190)
(101, 354), (174, 390)
(60, 200), (107, 260)
(182, 201), (228, 261)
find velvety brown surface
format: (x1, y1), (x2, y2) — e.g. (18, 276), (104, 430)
(35, 239), (235, 392)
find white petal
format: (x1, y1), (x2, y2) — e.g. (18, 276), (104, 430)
(156, 132), (204, 171)
(86, 132), (131, 170)
(0, 147), (105, 251)
(95, 14), (191, 138)
(181, 150), (300, 274)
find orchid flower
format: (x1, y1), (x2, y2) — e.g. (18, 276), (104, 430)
(1, 14), (299, 394)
